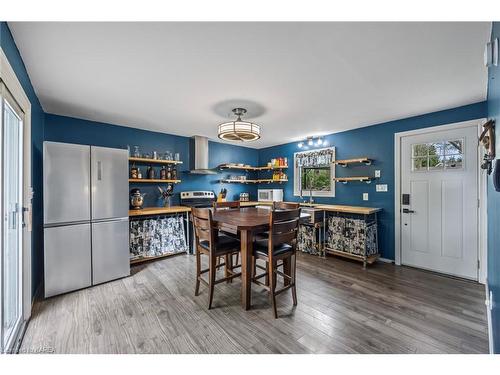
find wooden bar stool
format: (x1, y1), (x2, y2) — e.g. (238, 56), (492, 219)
(254, 202), (300, 241)
(273, 201), (300, 210)
(252, 208), (300, 318)
(192, 207), (241, 309)
(213, 201), (241, 267)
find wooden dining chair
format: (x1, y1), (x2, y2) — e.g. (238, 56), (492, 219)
(192, 207), (241, 309)
(252, 208), (300, 318)
(273, 201), (300, 210)
(213, 201), (241, 266)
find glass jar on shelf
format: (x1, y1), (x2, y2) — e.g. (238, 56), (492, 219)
(133, 146), (141, 158)
(164, 151), (173, 161)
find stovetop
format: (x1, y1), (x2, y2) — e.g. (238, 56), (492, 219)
(180, 191), (215, 208)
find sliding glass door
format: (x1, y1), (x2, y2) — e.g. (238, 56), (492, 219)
(0, 82), (24, 353)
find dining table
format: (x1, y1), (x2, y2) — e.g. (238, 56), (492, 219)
(212, 206), (310, 310)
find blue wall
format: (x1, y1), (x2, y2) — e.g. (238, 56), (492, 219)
(44, 114), (260, 206)
(1, 22), (45, 298)
(259, 102), (487, 260)
(486, 21), (500, 354)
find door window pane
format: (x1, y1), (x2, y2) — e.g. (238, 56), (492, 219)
(444, 155), (463, 169)
(412, 157), (427, 171)
(445, 140), (463, 155)
(412, 143), (429, 157)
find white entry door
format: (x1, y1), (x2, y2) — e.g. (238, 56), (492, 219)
(401, 124), (478, 280)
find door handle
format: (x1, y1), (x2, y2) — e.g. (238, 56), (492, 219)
(97, 161), (102, 180)
(402, 208), (415, 214)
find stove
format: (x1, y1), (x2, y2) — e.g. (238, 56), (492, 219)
(180, 191), (216, 208)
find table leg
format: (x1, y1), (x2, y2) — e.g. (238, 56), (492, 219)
(240, 229), (253, 310)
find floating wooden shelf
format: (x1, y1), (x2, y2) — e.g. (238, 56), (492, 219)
(257, 165), (288, 170)
(220, 179), (288, 184)
(130, 251), (186, 265)
(218, 164), (288, 171)
(259, 179), (288, 184)
(129, 157), (183, 165)
(129, 179), (181, 183)
(334, 177), (372, 184)
(335, 157), (372, 167)
(221, 179), (260, 184)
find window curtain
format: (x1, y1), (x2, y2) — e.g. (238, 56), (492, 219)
(295, 147), (335, 168)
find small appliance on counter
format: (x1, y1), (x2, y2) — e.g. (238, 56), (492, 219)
(258, 188), (283, 202)
(239, 192), (250, 202)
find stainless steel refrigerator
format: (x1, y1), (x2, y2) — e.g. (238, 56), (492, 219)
(43, 141), (129, 298)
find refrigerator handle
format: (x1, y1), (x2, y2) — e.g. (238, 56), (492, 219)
(97, 161), (102, 181)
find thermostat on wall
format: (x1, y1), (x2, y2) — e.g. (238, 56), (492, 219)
(376, 184), (388, 192)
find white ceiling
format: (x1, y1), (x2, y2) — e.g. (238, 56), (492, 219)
(8, 22), (491, 148)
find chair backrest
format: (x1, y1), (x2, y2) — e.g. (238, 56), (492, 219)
(268, 208), (301, 251)
(191, 207), (215, 247)
(213, 201), (241, 210)
(273, 201), (300, 210)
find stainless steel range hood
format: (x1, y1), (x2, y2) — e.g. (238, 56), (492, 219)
(188, 135), (217, 174)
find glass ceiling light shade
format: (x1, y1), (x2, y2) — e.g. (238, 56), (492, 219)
(218, 108), (261, 142)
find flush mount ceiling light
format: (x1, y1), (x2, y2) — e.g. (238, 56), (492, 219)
(218, 108), (261, 142)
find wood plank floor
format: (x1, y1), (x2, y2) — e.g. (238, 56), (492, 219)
(21, 253), (489, 354)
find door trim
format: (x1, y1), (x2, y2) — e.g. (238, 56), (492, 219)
(0, 47), (32, 330)
(394, 118), (487, 283)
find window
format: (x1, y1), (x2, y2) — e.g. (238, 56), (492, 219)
(412, 139), (463, 172)
(294, 147), (335, 197)
(301, 167), (331, 191)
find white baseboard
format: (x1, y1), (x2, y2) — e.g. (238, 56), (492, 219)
(378, 257), (394, 264)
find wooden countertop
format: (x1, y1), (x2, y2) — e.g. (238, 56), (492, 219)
(315, 205), (381, 215)
(239, 201), (381, 215)
(129, 206), (191, 217)
(128, 202), (380, 217)
(240, 201), (272, 207)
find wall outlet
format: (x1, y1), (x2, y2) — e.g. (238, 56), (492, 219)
(363, 193), (369, 201)
(376, 184), (388, 192)
(375, 170), (381, 178)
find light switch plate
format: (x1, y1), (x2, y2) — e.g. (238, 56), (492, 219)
(376, 184), (388, 192)
(375, 170), (381, 178)
(363, 193), (369, 201)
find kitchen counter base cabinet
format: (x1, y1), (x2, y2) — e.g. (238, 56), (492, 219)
(129, 214), (188, 263)
(324, 212), (379, 268)
(297, 223), (323, 256)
